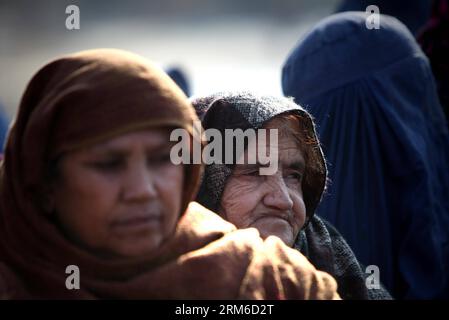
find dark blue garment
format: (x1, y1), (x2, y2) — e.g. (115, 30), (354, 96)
(166, 67), (191, 97)
(335, 0), (432, 34)
(0, 103), (10, 153)
(282, 12), (449, 299)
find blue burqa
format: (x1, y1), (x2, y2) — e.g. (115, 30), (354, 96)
(0, 103), (9, 153)
(282, 12), (449, 299)
(336, 0), (432, 34)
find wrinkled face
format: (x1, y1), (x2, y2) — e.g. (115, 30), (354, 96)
(50, 128), (184, 258)
(219, 118), (306, 247)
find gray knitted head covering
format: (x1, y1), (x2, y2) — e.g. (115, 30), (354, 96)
(191, 91), (327, 225)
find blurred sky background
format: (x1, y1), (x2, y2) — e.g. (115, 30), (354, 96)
(0, 0), (342, 118)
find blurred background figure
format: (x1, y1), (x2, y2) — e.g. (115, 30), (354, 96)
(335, 0), (432, 34)
(417, 0), (449, 122)
(0, 0), (342, 118)
(166, 66), (192, 97)
(282, 12), (449, 299)
(0, 102), (10, 153)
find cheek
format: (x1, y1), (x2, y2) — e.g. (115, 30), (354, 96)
(290, 190), (306, 230)
(153, 165), (184, 233)
(219, 177), (262, 228)
(54, 170), (119, 245)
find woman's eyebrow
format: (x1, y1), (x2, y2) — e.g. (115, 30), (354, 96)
(87, 149), (128, 158)
(285, 160), (305, 171)
(154, 141), (177, 152)
(235, 163), (260, 172)
(88, 139), (176, 154)
(146, 142), (179, 157)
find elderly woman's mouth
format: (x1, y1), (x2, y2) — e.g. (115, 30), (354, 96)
(251, 214), (293, 229)
(258, 212), (292, 222)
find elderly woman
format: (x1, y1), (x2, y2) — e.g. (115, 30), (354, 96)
(282, 12), (449, 299)
(0, 49), (340, 299)
(192, 92), (392, 300)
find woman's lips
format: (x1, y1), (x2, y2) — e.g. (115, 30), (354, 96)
(253, 212), (292, 225)
(110, 214), (161, 235)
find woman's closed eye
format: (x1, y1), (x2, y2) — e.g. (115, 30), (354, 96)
(147, 153), (172, 166)
(88, 157), (125, 172)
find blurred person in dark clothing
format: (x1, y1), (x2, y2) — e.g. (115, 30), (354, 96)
(0, 102), (9, 153)
(282, 12), (449, 299)
(418, 0), (449, 122)
(167, 66), (191, 97)
(336, 0), (432, 34)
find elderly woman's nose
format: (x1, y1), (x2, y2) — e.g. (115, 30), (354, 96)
(262, 175), (294, 211)
(122, 161), (157, 202)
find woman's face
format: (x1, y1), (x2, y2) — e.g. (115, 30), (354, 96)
(218, 118), (306, 247)
(50, 128), (184, 258)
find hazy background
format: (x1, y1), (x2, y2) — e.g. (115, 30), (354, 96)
(0, 0), (341, 118)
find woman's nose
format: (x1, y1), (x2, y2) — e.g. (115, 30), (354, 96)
(122, 163), (157, 202)
(262, 175), (294, 211)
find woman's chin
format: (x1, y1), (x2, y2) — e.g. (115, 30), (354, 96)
(106, 237), (163, 259)
(252, 218), (294, 247)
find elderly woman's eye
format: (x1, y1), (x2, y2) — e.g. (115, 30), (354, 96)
(233, 166), (260, 178)
(286, 172), (303, 182)
(238, 167), (261, 177)
(244, 170), (260, 177)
